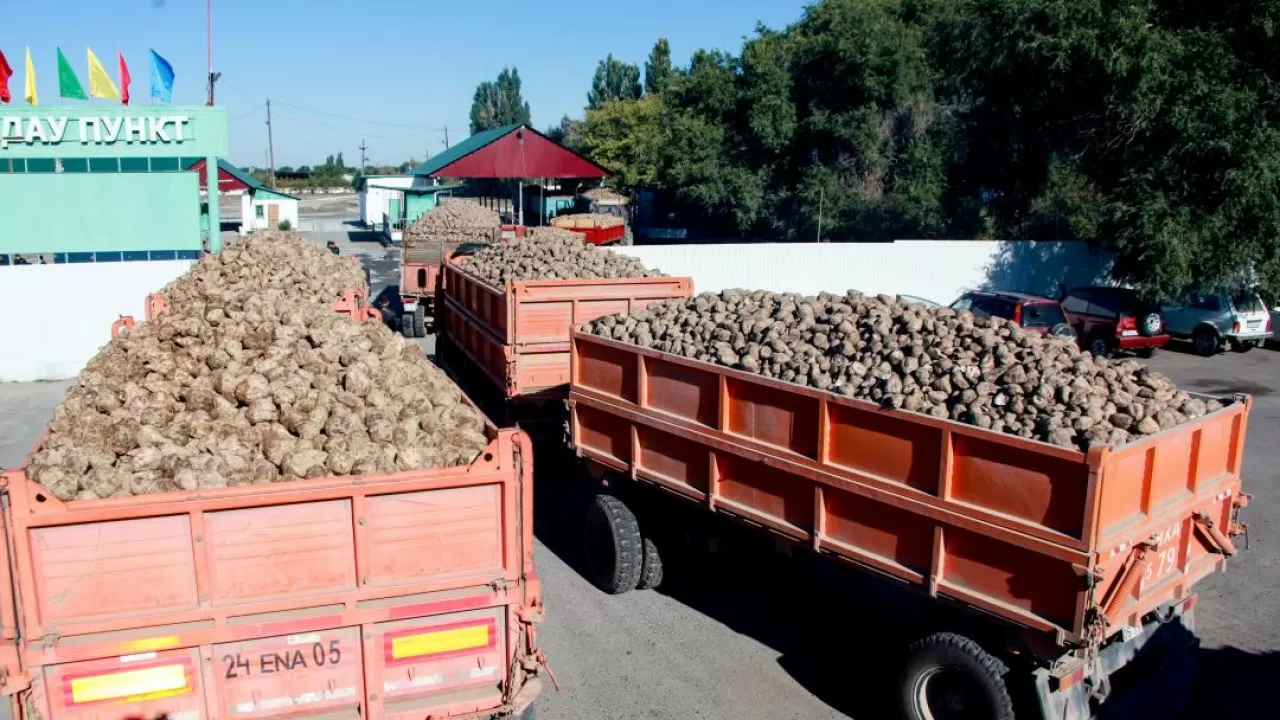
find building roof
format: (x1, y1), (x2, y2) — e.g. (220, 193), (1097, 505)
(411, 124), (609, 179)
(402, 183), (463, 195)
(188, 159), (299, 200)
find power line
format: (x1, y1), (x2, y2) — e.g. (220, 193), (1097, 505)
(268, 105), (430, 141)
(228, 105), (264, 124)
(269, 99), (448, 131)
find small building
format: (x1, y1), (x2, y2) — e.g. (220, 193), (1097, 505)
(357, 175), (414, 227)
(379, 183), (463, 243)
(188, 159), (300, 232)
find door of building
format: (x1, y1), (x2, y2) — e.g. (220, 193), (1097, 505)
(267, 203), (279, 229)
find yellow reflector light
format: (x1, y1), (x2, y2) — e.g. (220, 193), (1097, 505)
(391, 624), (490, 661)
(69, 663), (188, 704)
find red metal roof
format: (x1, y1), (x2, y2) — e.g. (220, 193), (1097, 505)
(187, 158), (257, 193)
(421, 126), (608, 179)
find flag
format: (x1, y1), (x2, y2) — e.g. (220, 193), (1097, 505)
(0, 50), (12, 103)
(57, 47), (87, 100)
(24, 48), (36, 106)
(119, 50), (131, 105)
(149, 49), (174, 103)
(86, 48), (119, 100)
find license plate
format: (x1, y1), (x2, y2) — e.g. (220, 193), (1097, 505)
(1121, 624), (1145, 642)
(1248, 320), (1261, 327)
(1122, 330), (1138, 337)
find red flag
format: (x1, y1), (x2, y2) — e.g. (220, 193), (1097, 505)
(0, 50), (13, 103)
(118, 50), (131, 105)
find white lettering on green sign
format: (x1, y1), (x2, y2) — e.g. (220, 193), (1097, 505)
(0, 115), (191, 149)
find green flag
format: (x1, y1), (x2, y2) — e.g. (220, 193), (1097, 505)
(56, 48), (86, 100)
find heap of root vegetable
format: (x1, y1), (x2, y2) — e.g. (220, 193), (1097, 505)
(28, 235), (487, 500)
(459, 229), (661, 286)
(589, 290), (1221, 449)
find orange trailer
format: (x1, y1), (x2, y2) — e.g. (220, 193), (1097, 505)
(567, 330), (1250, 720)
(0, 426), (545, 720)
(438, 257), (692, 401)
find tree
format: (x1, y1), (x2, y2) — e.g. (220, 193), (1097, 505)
(588, 54), (642, 110)
(645, 38), (674, 95)
(470, 67), (532, 135)
(546, 115), (586, 152)
(582, 96), (663, 192)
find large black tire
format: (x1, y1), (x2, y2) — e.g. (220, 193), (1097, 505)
(1193, 328), (1221, 357)
(1088, 334), (1112, 359)
(636, 536), (664, 590)
(584, 494), (643, 595)
(413, 304), (427, 338)
(1139, 311), (1163, 337)
(900, 633), (1015, 720)
(400, 313), (414, 338)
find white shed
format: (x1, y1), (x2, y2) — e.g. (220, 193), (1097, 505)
(240, 186), (300, 232)
(358, 175), (416, 227)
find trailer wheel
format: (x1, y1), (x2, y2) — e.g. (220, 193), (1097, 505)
(413, 304), (426, 337)
(400, 313), (415, 338)
(584, 494), (643, 594)
(636, 536), (664, 590)
(900, 633), (1015, 720)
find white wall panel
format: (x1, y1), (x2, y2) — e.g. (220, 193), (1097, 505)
(617, 241), (1114, 304)
(0, 261), (195, 382)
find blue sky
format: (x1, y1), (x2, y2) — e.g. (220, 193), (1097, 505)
(2, 0), (810, 167)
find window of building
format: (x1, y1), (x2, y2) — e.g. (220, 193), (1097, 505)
(255, 204), (265, 219)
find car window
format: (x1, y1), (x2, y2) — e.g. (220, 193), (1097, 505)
(1090, 289), (1120, 314)
(1062, 291), (1090, 315)
(971, 295), (1016, 320)
(951, 294), (975, 311)
(1190, 294), (1222, 311)
(1231, 291), (1265, 314)
(1022, 303), (1066, 329)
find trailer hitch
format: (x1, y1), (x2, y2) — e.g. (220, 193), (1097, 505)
(1192, 511), (1237, 557)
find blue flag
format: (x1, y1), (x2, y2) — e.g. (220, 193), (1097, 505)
(149, 49), (174, 103)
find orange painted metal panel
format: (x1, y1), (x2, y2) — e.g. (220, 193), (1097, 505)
(364, 486), (504, 587)
(211, 626), (362, 718)
(569, 330), (1251, 650)
(37, 648), (206, 720)
(440, 257), (692, 399)
(400, 261), (441, 299)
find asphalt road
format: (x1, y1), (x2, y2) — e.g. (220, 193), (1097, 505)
(2, 228), (1276, 718)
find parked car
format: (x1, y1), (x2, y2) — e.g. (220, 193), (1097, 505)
(1163, 290), (1273, 356)
(1060, 286), (1169, 358)
(899, 294), (940, 308)
(949, 291), (1075, 337)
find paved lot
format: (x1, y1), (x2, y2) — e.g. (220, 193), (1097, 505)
(3, 229), (1277, 718)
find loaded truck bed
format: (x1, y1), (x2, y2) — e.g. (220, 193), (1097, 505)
(567, 329), (1250, 719)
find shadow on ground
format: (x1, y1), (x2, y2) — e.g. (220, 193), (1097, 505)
(1181, 646), (1279, 718)
(346, 230), (387, 245)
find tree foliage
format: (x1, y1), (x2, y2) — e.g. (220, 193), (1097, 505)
(588, 54), (643, 110)
(645, 38), (674, 95)
(470, 68), (532, 135)
(577, 0), (1280, 298)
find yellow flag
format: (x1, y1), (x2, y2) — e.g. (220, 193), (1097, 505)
(86, 48), (119, 100)
(23, 47), (36, 106)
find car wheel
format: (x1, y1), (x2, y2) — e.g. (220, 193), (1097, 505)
(1140, 312), (1163, 337)
(1193, 328), (1221, 357)
(1088, 335), (1112, 359)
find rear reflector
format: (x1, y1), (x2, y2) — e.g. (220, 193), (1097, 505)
(67, 662), (190, 705)
(386, 619), (496, 663)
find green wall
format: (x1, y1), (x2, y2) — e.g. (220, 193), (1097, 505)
(0, 173), (202, 254)
(404, 192), (440, 224)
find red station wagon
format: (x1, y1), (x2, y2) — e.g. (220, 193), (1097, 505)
(950, 290), (1076, 337)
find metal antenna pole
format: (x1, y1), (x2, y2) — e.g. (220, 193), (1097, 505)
(266, 99), (276, 188)
(358, 138), (369, 172)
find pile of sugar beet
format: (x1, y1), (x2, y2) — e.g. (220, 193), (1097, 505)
(26, 234), (488, 501)
(459, 228), (662, 286)
(588, 290), (1224, 449)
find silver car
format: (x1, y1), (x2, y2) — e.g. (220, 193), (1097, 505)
(1162, 290), (1273, 356)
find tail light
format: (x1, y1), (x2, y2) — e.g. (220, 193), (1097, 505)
(1117, 316), (1136, 334)
(65, 660), (193, 705)
(1013, 304), (1023, 325)
(385, 619), (497, 664)
(1233, 321), (1241, 333)
(1268, 316), (1273, 332)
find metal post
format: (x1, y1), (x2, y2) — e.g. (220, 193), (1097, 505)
(265, 99), (276, 189)
(817, 186), (824, 243)
(206, 153), (222, 252)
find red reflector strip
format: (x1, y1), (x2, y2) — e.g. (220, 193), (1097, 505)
(63, 658), (193, 706)
(384, 618), (498, 665)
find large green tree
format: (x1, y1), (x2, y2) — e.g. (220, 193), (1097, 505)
(469, 67), (532, 135)
(645, 38), (674, 95)
(582, 96), (664, 193)
(588, 54), (643, 110)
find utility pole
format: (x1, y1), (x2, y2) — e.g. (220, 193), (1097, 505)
(265, 99), (276, 189)
(443, 125), (450, 149)
(358, 138), (369, 173)
(205, 0), (220, 105)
